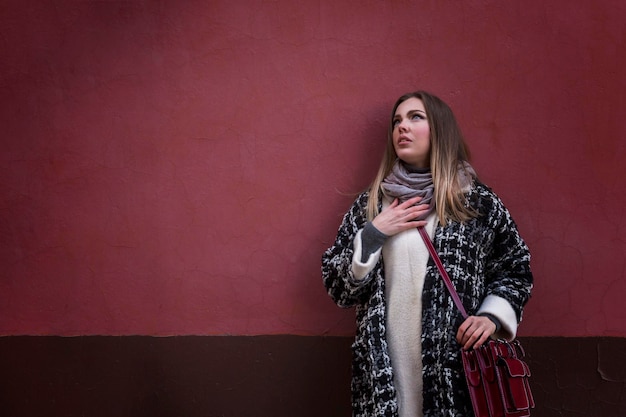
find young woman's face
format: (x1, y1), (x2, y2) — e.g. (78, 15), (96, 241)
(392, 97), (431, 168)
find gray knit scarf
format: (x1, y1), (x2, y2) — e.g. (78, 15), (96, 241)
(381, 161), (435, 220)
(381, 160), (476, 221)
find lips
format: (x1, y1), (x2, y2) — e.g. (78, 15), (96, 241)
(397, 135), (412, 145)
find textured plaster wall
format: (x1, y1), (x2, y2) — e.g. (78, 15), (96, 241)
(1, 0), (624, 336)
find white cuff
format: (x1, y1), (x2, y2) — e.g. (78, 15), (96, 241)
(477, 295), (518, 341)
(351, 229), (382, 281)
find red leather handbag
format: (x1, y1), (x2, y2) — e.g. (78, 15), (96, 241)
(418, 227), (535, 417)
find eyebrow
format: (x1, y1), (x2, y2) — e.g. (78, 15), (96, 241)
(394, 109), (427, 118)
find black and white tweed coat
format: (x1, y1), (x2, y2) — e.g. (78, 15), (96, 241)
(322, 181), (533, 417)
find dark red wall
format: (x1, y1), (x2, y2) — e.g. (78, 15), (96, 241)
(1, 1), (625, 337)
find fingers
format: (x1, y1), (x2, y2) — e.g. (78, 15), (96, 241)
(457, 316), (497, 350)
(372, 198), (431, 236)
(383, 197), (428, 217)
(404, 204), (430, 220)
(392, 200), (430, 221)
(397, 195), (423, 208)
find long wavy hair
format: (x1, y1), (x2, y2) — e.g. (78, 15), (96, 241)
(366, 91), (478, 225)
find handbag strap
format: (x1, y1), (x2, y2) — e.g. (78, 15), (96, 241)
(417, 226), (469, 319)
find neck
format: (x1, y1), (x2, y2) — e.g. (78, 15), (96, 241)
(401, 160), (431, 174)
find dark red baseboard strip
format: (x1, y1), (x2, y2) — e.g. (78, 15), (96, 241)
(0, 336), (624, 417)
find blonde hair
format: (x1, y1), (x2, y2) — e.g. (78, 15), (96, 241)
(366, 91), (477, 226)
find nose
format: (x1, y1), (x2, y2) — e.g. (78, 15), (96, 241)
(397, 118), (409, 132)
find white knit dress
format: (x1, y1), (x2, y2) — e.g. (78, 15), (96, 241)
(381, 210), (437, 417)
(351, 199), (437, 417)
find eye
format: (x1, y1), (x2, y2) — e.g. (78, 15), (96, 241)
(411, 113), (425, 121)
(392, 119), (401, 128)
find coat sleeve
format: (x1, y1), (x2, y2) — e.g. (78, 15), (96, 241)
(482, 188), (533, 322)
(321, 192), (379, 308)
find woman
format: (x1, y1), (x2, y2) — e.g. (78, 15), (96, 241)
(321, 91), (533, 417)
